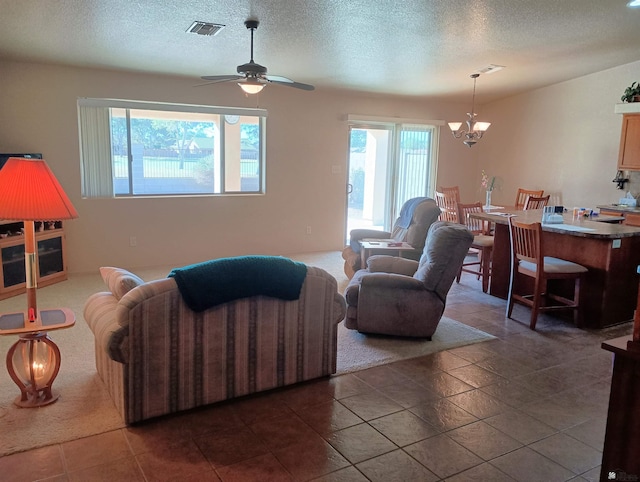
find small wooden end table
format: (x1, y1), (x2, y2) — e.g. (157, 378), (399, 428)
(359, 240), (421, 269)
(0, 308), (75, 407)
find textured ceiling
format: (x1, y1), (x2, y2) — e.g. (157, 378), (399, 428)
(0, 0), (639, 102)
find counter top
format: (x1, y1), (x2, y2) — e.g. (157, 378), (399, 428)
(597, 204), (640, 214)
(474, 208), (640, 239)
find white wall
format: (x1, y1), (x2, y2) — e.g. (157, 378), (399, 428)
(0, 60), (472, 273)
(479, 60), (640, 208)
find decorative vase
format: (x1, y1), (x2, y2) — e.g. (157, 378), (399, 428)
(485, 190), (492, 209)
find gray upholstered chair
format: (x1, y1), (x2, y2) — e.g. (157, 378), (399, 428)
(343, 221), (473, 338)
(341, 197), (441, 279)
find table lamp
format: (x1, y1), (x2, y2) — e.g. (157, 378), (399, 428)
(0, 157), (78, 407)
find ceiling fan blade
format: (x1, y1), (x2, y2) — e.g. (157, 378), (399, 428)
(200, 75), (244, 83)
(266, 76), (315, 91)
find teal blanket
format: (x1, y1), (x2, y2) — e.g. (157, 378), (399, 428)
(168, 256), (308, 312)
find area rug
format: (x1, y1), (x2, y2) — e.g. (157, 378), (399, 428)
(336, 317), (495, 374)
(0, 252), (494, 456)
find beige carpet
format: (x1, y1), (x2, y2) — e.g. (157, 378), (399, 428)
(336, 316), (494, 375)
(0, 251), (493, 456)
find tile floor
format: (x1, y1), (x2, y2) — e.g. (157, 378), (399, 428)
(0, 275), (632, 482)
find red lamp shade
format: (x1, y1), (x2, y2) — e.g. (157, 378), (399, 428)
(0, 157), (78, 220)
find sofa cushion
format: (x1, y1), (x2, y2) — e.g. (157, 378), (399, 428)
(100, 267), (144, 300)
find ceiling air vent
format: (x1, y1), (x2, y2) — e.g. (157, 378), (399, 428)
(476, 64), (505, 75)
(187, 21), (225, 36)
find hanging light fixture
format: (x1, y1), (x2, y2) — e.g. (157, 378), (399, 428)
(238, 77), (266, 94)
(448, 73), (491, 147)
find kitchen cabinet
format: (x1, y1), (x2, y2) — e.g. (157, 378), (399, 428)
(0, 221), (67, 300)
(618, 114), (640, 170)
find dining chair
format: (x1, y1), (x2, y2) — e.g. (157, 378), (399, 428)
(456, 202), (493, 293)
(435, 190), (458, 222)
(440, 186), (460, 202)
(523, 194), (550, 210)
(515, 188), (544, 210)
(507, 218), (588, 330)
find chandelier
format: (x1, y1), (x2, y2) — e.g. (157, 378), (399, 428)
(448, 73), (491, 147)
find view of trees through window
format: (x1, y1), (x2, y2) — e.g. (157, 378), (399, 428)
(110, 108), (263, 195)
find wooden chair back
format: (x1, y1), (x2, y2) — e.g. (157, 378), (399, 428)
(439, 186), (460, 202)
(435, 191), (458, 222)
(457, 202), (488, 235)
(508, 219), (542, 265)
(523, 195), (550, 210)
(515, 188), (544, 210)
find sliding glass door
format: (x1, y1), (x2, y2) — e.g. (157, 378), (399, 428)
(346, 120), (438, 241)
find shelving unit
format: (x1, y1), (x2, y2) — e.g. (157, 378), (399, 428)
(0, 221), (66, 300)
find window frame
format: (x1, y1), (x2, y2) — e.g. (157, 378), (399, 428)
(77, 98), (267, 198)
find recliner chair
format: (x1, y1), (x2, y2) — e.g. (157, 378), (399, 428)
(341, 197), (441, 279)
(343, 221), (473, 338)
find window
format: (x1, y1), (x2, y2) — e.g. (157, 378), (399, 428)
(78, 99), (266, 197)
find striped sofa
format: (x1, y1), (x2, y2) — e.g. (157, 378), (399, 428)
(84, 265), (346, 424)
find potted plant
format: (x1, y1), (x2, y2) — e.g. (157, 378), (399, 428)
(621, 81), (640, 103)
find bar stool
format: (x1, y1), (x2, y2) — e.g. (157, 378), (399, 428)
(507, 218), (587, 330)
(456, 202), (493, 293)
(515, 188), (544, 210)
(523, 194), (550, 210)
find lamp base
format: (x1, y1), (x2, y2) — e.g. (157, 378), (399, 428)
(6, 332), (62, 409)
(0, 308), (75, 409)
(14, 388), (59, 408)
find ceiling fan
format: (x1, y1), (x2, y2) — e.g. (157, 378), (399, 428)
(200, 20), (315, 94)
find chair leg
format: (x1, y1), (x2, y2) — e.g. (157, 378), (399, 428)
(456, 267), (462, 284)
(506, 260), (516, 319)
(507, 293), (514, 318)
(529, 276), (544, 330)
(573, 276), (583, 327)
(481, 247), (491, 293)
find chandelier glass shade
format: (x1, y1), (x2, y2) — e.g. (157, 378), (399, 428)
(448, 73), (491, 147)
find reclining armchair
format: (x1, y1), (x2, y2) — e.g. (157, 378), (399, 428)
(341, 197), (441, 279)
(343, 221), (473, 338)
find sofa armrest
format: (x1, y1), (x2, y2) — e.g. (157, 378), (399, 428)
(366, 255), (419, 276)
(360, 272), (425, 290)
(115, 278), (178, 326)
(83, 292), (129, 363)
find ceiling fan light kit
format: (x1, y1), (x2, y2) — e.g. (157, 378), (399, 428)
(238, 79), (266, 94)
(200, 19), (314, 94)
(448, 73), (491, 147)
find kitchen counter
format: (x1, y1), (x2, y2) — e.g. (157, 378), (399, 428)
(597, 204), (640, 214)
(478, 208), (640, 238)
(470, 208), (640, 328)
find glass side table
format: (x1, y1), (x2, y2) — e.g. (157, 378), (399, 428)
(0, 308), (75, 407)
